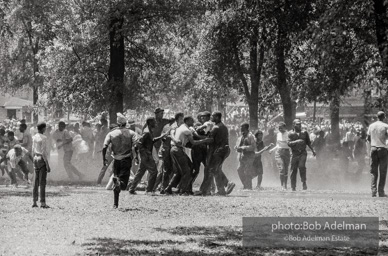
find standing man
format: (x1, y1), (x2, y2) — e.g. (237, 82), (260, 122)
(189, 112), (210, 194)
(288, 119), (316, 192)
(269, 122), (290, 190)
(129, 117), (166, 195)
(367, 111), (388, 197)
(53, 121), (84, 181)
(236, 123), (256, 190)
(353, 129), (367, 175)
(254, 130), (265, 189)
(32, 122), (51, 208)
(159, 112), (184, 194)
(103, 113), (138, 208)
(164, 116), (209, 195)
(198, 111), (235, 196)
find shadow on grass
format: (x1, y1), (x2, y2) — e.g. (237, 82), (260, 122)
(81, 226), (386, 255)
(0, 190), (69, 198)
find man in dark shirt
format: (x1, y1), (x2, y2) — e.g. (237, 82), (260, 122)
(143, 107), (175, 153)
(197, 111), (235, 196)
(190, 111), (210, 194)
(287, 119), (316, 191)
(129, 117), (167, 195)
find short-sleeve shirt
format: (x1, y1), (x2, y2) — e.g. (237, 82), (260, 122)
(367, 121), (388, 148)
(103, 127), (138, 160)
(32, 133), (49, 159)
(6, 147), (28, 169)
(52, 129), (73, 152)
(172, 124), (192, 148)
(276, 131), (289, 149)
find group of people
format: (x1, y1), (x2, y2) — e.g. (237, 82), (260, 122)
(101, 108), (237, 208)
(1, 107), (387, 209)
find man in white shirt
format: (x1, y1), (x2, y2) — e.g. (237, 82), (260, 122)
(32, 122), (51, 208)
(269, 122), (290, 190)
(6, 144), (33, 187)
(165, 116), (209, 195)
(367, 111), (388, 197)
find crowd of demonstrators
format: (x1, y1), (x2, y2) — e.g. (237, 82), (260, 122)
(1, 108), (386, 209)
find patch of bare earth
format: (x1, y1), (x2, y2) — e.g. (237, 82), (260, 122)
(1, 185), (388, 255)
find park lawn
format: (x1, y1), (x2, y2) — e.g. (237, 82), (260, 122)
(1, 185), (388, 256)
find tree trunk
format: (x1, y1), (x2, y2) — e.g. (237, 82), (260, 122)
(329, 92), (341, 143)
(108, 11), (125, 124)
(373, 0), (388, 79)
(275, 25), (294, 129)
(32, 57), (39, 123)
(248, 27), (260, 130)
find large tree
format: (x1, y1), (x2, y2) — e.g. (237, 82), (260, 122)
(0, 0), (59, 122)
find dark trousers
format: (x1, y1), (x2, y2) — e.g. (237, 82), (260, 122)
(237, 156), (255, 189)
(370, 147), (388, 196)
(97, 155), (113, 184)
(33, 156), (47, 203)
(190, 146), (207, 192)
(168, 146), (193, 193)
(63, 150), (83, 180)
(130, 152), (157, 193)
(201, 146), (230, 194)
(160, 147), (173, 190)
(113, 157), (132, 206)
(290, 152), (307, 189)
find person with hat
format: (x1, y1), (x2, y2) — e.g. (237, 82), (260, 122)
(32, 122), (51, 208)
(367, 111), (388, 197)
(287, 119), (316, 191)
(103, 113), (138, 208)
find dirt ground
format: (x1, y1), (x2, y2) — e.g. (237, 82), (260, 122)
(1, 182), (388, 256)
(1, 154), (388, 255)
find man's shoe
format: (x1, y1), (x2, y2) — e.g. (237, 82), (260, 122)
(32, 203), (38, 208)
(146, 191), (156, 196)
(226, 182), (235, 195)
(40, 204), (50, 209)
(292, 188), (296, 192)
(160, 190), (166, 195)
(378, 194), (388, 197)
(302, 183), (307, 190)
(215, 192), (226, 196)
(129, 190), (137, 195)
(113, 205), (118, 209)
(372, 194), (377, 197)
(180, 192), (190, 196)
